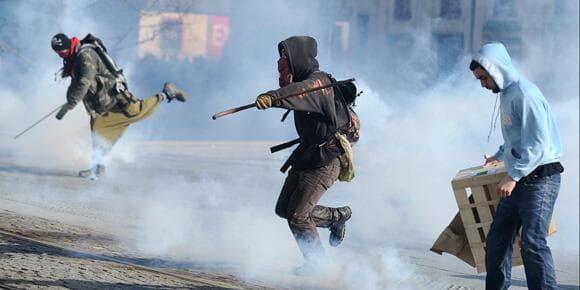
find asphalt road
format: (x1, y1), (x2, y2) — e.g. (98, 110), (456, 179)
(0, 141), (578, 290)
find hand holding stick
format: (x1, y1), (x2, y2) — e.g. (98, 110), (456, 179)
(212, 78), (355, 120)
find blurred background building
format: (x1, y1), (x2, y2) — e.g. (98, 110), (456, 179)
(0, 0), (567, 81)
(0, 0), (577, 139)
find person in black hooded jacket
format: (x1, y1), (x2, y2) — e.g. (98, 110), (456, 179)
(255, 36), (352, 271)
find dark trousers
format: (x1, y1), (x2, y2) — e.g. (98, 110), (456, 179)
(485, 174), (560, 290)
(275, 158), (341, 260)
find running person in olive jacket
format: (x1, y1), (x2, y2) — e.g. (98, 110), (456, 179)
(255, 36), (352, 271)
(51, 33), (188, 179)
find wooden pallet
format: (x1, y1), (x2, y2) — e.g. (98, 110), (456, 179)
(432, 163), (558, 273)
(452, 164), (518, 272)
(451, 163), (556, 272)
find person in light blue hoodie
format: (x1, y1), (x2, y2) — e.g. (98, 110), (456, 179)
(469, 42), (564, 290)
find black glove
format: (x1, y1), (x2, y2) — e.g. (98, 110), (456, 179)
(55, 105), (70, 120)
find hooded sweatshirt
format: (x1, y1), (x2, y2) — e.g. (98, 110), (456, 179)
(473, 42), (562, 181)
(265, 36), (342, 170)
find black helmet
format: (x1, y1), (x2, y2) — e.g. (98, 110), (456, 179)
(51, 33), (70, 51)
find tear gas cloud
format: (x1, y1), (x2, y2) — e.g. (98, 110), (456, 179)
(0, 0), (577, 288)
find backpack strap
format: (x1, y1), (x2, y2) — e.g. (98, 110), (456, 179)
(280, 109), (292, 122)
(270, 138), (301, 153)
(79, 42), (129, 96)
(327, 73), (353, 134)
(79, 43), (123, 78)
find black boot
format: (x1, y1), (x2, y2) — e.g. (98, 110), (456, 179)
(329, 206), (352, 247)
(162, 82), (188, 102)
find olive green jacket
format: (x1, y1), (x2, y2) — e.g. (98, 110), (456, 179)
(65, 45), (119, 117)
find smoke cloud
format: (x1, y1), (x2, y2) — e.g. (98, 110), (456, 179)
(0, 0), (577, 288)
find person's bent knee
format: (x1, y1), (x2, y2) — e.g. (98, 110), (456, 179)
(288, 214), (310, 230)
(521, 235), (549, 254)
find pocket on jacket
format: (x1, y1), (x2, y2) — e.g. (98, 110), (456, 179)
(93, 75), (117, 113)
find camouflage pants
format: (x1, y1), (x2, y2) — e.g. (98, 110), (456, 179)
(89, 94), (162, 167)
(275, 158), (341, 260)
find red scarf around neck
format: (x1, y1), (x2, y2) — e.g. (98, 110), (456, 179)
(61, 37), (80, 78)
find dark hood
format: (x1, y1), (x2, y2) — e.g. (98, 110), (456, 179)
(278, 36), (319, 82)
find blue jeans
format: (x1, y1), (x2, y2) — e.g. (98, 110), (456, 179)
(485, 174), (560, 290)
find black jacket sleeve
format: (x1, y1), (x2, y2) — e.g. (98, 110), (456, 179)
(265, 72), (337, 126)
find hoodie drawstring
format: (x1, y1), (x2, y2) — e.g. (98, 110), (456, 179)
(487, 93), (500, 142)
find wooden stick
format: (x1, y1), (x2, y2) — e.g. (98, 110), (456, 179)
(211, 78), (355, 120)
(14, 104), (65, 139)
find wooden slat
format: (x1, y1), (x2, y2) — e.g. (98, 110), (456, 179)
(458, 208), (477, 226)
(487, 183), (500, 200)
(466, 228), (483, 244)
(471, 247), (486, 265)
(457, 200), (497, 210)
(471, 185), (488, 203)
(472, 186), (494, 223)
(481, 224), (491, 238)
(453, 188), (470, 208)
(449, 162), (557, 273)
(453, 164), (507, 181)
(452, 173), (506, 189)
(464, 221), (493, 230)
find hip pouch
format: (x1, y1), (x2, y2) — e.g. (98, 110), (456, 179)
(336, 132), (355, 182)
(89, 74), (118, 115)
(116, 91), (141, 117)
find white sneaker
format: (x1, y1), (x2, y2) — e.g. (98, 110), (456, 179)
(88, 172), (99, 181)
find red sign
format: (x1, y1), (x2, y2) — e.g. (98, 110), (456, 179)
(209, 16), (230, 61)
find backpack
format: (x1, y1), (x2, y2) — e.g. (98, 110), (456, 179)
(330, 76), (360, 144)
(79, 34), (125, 85)
(79, 34), (139, 116)
(329, 75), (361, 182)
(80, 34), (108, 53)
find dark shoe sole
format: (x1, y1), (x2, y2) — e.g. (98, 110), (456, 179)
(329, 223), (346, 247)
(164, 82), (188, 102)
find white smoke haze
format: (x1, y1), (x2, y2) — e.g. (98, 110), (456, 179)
(351, 74), (491, 235)
(1, 88), (91, 169)
(0, 0), (578, 289)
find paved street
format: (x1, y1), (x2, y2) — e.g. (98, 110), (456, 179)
(0, 141), (578, 289)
